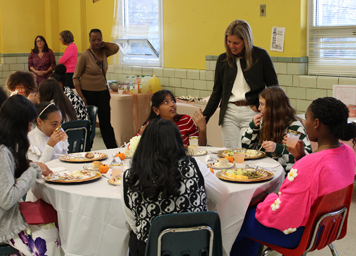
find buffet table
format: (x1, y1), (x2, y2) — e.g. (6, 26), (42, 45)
(32, 147), (284, 256)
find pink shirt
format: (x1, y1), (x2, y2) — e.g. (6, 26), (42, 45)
(59, 43), (78, 73)
(256, 143), (355, 234)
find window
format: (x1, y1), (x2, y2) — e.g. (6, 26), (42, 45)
(113, 0), (163, 67)
(307, 0), (356, 77)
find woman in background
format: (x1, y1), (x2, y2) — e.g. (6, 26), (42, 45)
(6, 71), (38, 104)
(28, 35), (56, 86)
(123, 118), (228, 256)
(59, 30), (78, 89)
(241, 86), (312, 173)
(231, 97), (356, 256)
(73, 28), (118, 149)
(51, 64), (88, 120)
(203, 20), (278, 149)
(0, 95), (61, 255)
(38, 79), (77, 123)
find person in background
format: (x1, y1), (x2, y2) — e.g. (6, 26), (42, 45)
(122, 118), (229, 256)
(0, 87), (7, 107)
(241, 86), (312, 173)
(0, 95), (61, 256)
(137, 90), (207, 146)
(230, 97), (356, 256)
(203, 20), (278, 149)
(27, 102), (68, 163)
(51, 64), (88, 120)
(58, 30), (78, 89)
(6, 71), (38, 104)
(73, 28), (118, 149)
(28, 35), (56, 86)
(37, 79), (77, 123)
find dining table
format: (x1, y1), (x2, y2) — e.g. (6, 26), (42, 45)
(31, 147), (285, 256)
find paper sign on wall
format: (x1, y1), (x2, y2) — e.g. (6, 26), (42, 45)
(333, 85), (356, 105)
(270, 27), (285, 52)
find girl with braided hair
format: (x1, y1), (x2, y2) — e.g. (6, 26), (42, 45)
(230, 97), (356, 256)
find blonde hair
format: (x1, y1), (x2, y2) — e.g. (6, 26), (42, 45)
(224, 20), (254, 71)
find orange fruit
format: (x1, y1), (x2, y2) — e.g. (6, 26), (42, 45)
(209, 168), (214, 174)
(115, 152), (125, 160)
(99, 164), (109, 173)
(225, 156), (234, 163)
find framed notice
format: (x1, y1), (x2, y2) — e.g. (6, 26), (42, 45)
(333, 85), (356, 105)
(270, 27), (285, 52)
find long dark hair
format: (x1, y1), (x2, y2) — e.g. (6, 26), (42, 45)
(310, 97), (356, 146)
(32, 36), (49, 53)
(143, 90), (180, 125)
(259, 86), (297, 144)
(0, 95), (37, 178)
(38, 79), (76, 122)
(126, 118), (188, 199)
(50, 64), (67, 89)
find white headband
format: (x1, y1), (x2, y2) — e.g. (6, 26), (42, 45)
(38, 102), (55, 119)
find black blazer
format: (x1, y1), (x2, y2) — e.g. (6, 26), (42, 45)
(203, 46), (278, 125)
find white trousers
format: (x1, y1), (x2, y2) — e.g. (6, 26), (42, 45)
(221, 104), (257, 149)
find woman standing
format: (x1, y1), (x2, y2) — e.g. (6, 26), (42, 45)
(203, 20), (278, 149)
(73, 28), (118, 149)
(28, 36), (56, 86)
(58, 30), (78, 89)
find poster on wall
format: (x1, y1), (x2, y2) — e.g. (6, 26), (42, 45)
(333, 85), (356, 118)
(270, 27), (285, 52)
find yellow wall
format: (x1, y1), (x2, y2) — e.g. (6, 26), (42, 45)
(0, 0), (307, 69)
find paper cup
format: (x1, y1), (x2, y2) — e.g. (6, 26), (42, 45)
(112, 166), (123, 178)
(286, 132), (301, 148)
(234, 153), (245, 163)
(189, 136), (199, 146)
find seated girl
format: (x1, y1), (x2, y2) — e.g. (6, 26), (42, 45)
(6, 71), (38, 104)
(27, 102), (69, 163)
(50, 64), (89, 120)
(37, 79), (77, 123)
(137, 90), (207, 146)
(0, 95), (61, 255)
(231, 97), (356, 256)
(241, 86), (312, 172)
(123, 118), (229, 256)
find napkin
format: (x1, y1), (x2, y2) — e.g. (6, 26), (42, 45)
(19, 199), (58, 225)
(50, 167), (67, 173)
(102, 169), (112, 179)
(205, 155), (215, 162)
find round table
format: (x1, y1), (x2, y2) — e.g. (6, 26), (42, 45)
(32, 147), (284, 256)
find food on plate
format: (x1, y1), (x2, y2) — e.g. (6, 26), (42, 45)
(85, 152), (95, 159)
(209, 168), (214, 174)
(109, 176), (122, 186)
(99, 164), (109, 173)
(225, 156), (234, 163)
(246, 150), (259, 157)
(222, 168), (266, 180)
(91, 161), (103, 169)
(215, 158), (230, 167)
(188, 145), (198, 155)
(115, 152), (126, 160)
(47, 170), (96, 181)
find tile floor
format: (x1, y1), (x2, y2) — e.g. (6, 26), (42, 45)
(92, 129), (356, 255)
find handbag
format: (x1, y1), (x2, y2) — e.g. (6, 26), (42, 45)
(19, 199), (58, 225)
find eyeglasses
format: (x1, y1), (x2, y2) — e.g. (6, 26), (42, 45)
(36, 40), (43, 43)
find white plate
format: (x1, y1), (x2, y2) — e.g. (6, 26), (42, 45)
(189, 150), (207, 156)
(208, 162), (235, 169)
(108, 176), (122, 186)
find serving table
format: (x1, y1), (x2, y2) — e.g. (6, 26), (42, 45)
(32, 147), (284, 256)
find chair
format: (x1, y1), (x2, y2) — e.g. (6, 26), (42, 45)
(62, 120), (90, 153)
(0, 243), (19, 255)
(252, 184), (354, 256)
(86, 105), (98, 150)
(145, 211), (223, 256)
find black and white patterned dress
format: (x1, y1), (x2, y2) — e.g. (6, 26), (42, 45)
(123, 157), (207, 242)
(64, 86), (89, 120)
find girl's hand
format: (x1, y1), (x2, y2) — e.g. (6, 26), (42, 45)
(192, 108), (206, 132)
(34, 162), (53, 177)
(283, 135), (306, 160)
(261, 141), (276, 152)
(253, 113), (263, 127)
(47, 129), (65, 147)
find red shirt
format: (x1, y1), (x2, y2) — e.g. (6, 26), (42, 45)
(28, 49), (56, 86)
(137, 115), (199, 145)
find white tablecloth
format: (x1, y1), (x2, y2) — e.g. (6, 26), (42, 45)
(32, 147), (284, 256)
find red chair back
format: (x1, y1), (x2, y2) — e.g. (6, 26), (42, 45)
(252, 183), (354, 256)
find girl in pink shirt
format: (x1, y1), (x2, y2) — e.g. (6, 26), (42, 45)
(59, 30), (78, 89)
(230, 97), (356, 256)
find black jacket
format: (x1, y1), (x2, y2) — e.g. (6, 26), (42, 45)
(203, 46), (278, 125)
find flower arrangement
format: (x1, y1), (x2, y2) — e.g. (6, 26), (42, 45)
(125, 135), (141, 157)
